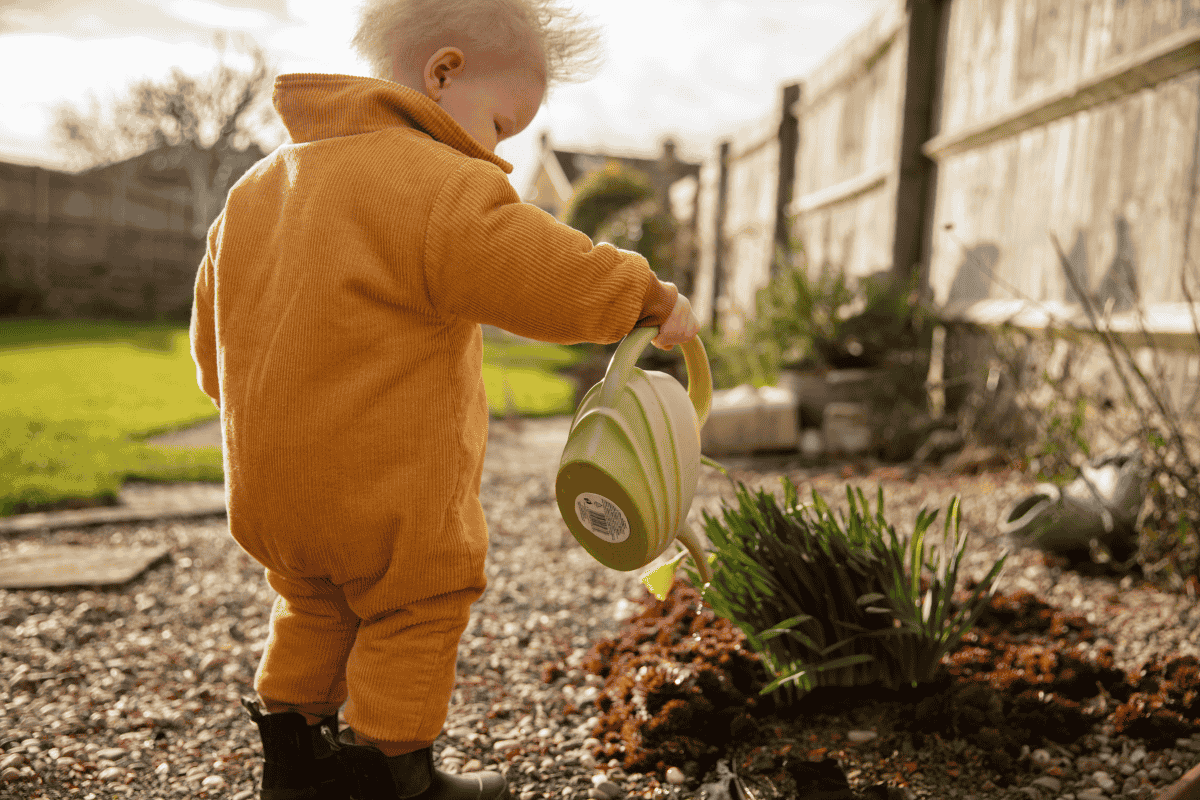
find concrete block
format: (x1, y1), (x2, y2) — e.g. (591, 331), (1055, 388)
(822, 402), (872, 455)
(779, 368), (887, 427)
(701, 384), (800, 456)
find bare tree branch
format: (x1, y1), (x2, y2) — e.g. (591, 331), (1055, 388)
(49, 31), (283, 172)
(1053, 233), (1200, 486)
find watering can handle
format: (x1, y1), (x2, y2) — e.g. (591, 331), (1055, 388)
(596, 326), (712, 428)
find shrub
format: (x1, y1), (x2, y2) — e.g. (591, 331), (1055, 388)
(560, 161), (678, 285)
(688, 477), (1007, 704)
(705, 220), (937, 391)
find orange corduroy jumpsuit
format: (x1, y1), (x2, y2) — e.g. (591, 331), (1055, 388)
(188, 73), (679, 753)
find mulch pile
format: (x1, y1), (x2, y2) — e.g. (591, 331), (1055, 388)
(580, 579), (1200, 797)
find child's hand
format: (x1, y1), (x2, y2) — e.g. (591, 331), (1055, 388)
(651, 291), (701, 351)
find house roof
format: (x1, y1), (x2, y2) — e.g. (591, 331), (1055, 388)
(523, 131), (702, 212)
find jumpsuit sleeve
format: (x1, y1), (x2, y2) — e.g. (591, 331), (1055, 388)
(423, 158), (678, 345)
(189, 212), (223, 409)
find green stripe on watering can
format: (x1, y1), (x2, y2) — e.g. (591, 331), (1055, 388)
(624, 378), (676, 548)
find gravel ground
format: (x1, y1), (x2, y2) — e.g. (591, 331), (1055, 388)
(1, 416), (1198, 800)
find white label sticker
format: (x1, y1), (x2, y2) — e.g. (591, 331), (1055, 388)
(574, 492), (630, 544)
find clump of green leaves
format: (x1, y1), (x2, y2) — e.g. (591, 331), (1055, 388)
(706, 223), (936, 390)
(687, 477), (1007, 704)
(560, 161), (677, 283)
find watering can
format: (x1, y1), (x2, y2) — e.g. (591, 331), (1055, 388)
(555, 325), (716, 592)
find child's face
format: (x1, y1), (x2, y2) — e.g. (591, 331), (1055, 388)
(420, 46), (545, 153)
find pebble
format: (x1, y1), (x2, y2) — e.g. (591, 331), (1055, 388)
(1129, 747), (1147, 766)
(1076, 790), (1107, 800)
(0, 754), (25, 771)
(1091, 770), (1116, 793)
(1, 767), (22, 783)
(1076, 756), (1104, 773)
(590, 775), (621, 799)
(665, 766), (686, 785)
(201, 775), (227, 791)
(1121, 775), (1141, 794)
(495, 740), (522, 753)
(846, 730), (877, 744)
(1031, 776), (1062, 793)
(98, 766), (125, 781)
(1031, 748), (1052, 768)
(520, 791), (540, 800)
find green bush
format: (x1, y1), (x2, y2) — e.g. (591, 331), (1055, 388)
(705, 222), (937, 390)
(560, 161), (677, 284)
(687, 476), (1007, 704)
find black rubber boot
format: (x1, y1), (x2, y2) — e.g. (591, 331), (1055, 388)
(243, 698), (350, 800)
(334, 735), (509, 800)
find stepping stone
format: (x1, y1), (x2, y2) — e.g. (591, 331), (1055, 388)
(0, 502), (226, 534)
(0, 545), (170, 589)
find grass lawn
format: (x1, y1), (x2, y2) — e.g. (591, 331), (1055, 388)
(2, 319), (582, 516)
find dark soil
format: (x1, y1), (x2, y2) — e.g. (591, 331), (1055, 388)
(577, 581), (1200, 798)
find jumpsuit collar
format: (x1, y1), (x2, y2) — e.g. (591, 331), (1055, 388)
(272, 73), (514, 175)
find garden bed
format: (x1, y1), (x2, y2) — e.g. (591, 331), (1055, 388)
(581, 579), (1200, 798)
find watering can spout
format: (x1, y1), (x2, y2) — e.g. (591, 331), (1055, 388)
(555, 326), (715, 593)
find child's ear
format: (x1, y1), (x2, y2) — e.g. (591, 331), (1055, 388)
(424, 46), (466, 97)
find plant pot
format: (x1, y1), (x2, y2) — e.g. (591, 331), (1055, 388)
(779, 367), (887, 429)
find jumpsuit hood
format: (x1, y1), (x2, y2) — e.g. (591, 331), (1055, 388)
(272, 73), (514, 175)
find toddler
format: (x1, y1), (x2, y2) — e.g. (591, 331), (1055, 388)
(189, 0), (701, 798)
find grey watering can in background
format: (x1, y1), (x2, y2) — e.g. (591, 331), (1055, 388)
(555, 325), (717, 590)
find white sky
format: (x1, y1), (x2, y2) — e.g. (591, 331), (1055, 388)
(0, 0), (885, 195)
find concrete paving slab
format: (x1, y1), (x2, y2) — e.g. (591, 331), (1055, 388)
(0, 544), (170, 589)
(142, 418), (221, 448)
(0, 502), (227, 535)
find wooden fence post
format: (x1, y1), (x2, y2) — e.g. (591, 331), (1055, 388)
(773, 83), (802, 282)
(712, 140), (731, 335)
(891, 0), (944, 287)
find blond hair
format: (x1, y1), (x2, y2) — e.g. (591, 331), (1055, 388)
(350, 0), (607, 101)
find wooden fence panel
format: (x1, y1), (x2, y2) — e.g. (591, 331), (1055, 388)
(789, 0), (909, 283)
(632, 0), (1200, 351)
(927, 0), (1200, 322)
(692, 155), (722, 328)
(719, 113), (780, 335)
